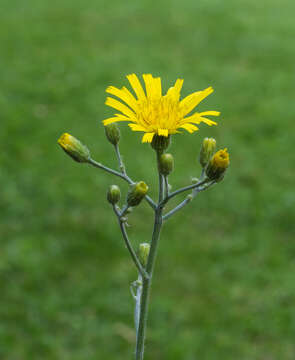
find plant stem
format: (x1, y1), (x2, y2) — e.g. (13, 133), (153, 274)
(163, 178), (208, 204)
(114, 144), (126, 175)
(87, 158), (157, 210)
(88, 158), (131, 182)
(163, 180), (215, 221)
(135, 150), (164, 360)
(113, 205), (149, 280)
(164, 176), (169, 199)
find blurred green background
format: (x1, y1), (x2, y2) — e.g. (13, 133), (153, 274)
(1, 0), (295, 359)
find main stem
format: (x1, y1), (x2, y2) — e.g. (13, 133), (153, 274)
(135, 151), (164, 360)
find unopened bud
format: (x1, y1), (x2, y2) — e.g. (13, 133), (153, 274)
(127, 181), (149, 207)
(138, 243), (150, 267)
(58, 133), (90, 163)
(206, 148), (230, 181)
(151, 135), (171, 153)
(159, 153), (174, 176)
(105, 123), (120, 145)
(107, 185), (121, 205)
(199, 137), (216, 167)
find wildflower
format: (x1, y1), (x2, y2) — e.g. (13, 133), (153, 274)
(103, 74), (219, 143)
(206, 148), (230, 181)
(58, 133), (90, 163)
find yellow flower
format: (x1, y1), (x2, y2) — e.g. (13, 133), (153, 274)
(103, 74), (220, 143)
(211, 148), (230, 169)
(206, 148), (229, 181)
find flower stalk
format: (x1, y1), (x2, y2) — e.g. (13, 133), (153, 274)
(57, 73), (229, 360)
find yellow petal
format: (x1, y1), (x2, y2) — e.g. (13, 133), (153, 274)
(105, 97), (136, 119)
(199, 111), (220, 116)
(103, 117), (132, 126)
(166, 78), (184, 101)
(179, 123), (199, 133)
(198, 117), (218, 126)
(128, 123), (147, 132)
(182, 113), (217, 126)
(143, 74), (162, 100)
(126, 74), (146, 101)
(142, 132), (155, 143)
(106, 86), (138, 111)
(180, 87), (214, 116)
(158, 128), (169, 136)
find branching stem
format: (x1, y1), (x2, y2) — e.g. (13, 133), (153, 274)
(87, 158), (157, 210)
(113, 205), (149, 280)
(163, 180), (216, 221)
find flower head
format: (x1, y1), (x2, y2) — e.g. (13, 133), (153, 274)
(58, 133), (90, 163)
(206, 148), (230, 181)
(127, 181), (149, 207)
(103, 74), (219, 143)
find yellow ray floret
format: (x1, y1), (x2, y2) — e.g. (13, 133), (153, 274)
(103, 74), (220, 143)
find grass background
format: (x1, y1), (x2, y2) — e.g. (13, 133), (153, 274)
(1, 0), (295, 359)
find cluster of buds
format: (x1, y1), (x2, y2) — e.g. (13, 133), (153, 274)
(107, 181), (149, 208)
(199, 137), (230, 182)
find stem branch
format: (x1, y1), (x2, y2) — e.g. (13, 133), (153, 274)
(113, 205), (149, 280)
(88, 158), (156, 210)
(163, 180), (216, 221)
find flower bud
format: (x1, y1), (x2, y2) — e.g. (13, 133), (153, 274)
(206, 148), (230, 181)
(199, 137), (216, 167)
(127, 181), (149, 207)
(151, 135), (171, 153)
(107, 185), (121, 205)
(159, 153), (174, 176)
(58, 133), (90, 163)
(138, 243), (150, 267)
(105, 123), (120, 145)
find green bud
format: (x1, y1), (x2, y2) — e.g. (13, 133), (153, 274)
(107, 185), (121, 205)
(127, 181), (149, 207)
(105, 123), (120, 145)
(199, 137), (216, 167)
(151, 135), (171, 153)
(138, 243), (150, 267)
(159, 153), (174, 176)
(58, 133), (90, 163)
(206, 148), (230, 181)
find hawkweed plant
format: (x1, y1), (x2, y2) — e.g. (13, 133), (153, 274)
(58, 74), (230, 359)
